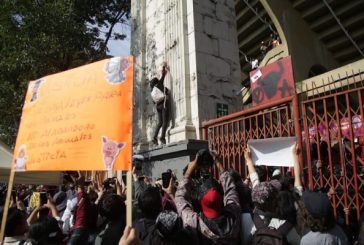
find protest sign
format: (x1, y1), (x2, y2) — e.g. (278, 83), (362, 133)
(248, 137), (296, 167)
(12, 57), (133, 171)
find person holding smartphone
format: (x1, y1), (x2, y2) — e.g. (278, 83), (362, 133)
(175, 149), (241, 244)
(160, 170), (177, 212)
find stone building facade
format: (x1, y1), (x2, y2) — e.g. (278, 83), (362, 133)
(131, 0), (241, 147)
(130, 0), (242, 178)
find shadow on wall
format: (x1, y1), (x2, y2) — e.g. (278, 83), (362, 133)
(308, 64), (328, 78)
(145, 32), (158, 146)
(167, 72), (175, 143)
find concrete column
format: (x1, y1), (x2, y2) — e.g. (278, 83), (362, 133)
(131, 0), (241, 151)
(131, 0), (148, 148)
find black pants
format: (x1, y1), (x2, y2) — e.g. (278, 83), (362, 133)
(154, 103), (169, 140)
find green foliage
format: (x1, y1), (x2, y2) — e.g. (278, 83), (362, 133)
(0, 0), (130, 147)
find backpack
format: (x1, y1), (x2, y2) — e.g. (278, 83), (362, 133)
(151, 86), (165, 103)
(250, 213), (292, 245)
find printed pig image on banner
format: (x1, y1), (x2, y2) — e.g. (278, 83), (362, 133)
(102, 136), (125, 170)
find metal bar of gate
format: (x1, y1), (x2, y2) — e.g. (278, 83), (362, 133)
(323, 98), (338, 218)
(334, 95), (349, 225)
(302, 102), (314, 190)
(345, 93), (360, 223)
(312, 101), (324, 187)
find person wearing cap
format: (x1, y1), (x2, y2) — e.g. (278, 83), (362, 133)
(175, 150), (241, 244)
(300, 191), (348, 245)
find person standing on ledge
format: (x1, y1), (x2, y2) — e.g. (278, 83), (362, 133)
(150, 63), (170, 145)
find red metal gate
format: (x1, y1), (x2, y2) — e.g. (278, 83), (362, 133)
(301, 86), (364, 224)
(203, 83), (364, 224)
(202, 96), (296, 179)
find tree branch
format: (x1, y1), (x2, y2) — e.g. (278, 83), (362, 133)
(101, 2), (128, 52)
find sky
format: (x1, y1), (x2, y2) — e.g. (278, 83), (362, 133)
(106, 22), (131, 57)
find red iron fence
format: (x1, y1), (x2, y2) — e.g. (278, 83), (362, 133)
(202, 72), (364, 224)
(202, 96), (297, 180)
(301, 85), (364, 224)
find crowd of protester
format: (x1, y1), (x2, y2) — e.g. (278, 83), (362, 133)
(1, 144), (363, 245)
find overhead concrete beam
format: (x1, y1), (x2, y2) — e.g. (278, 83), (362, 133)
(333, 42), (364, 60)
(318, 13), (364, 40)
(236, 0), (259, 22)
(292, 0), (310, 10)
(238, 24), (268, 48)
(327, 28), (364, 50)
(301, 2), (326, 20)
(310, 0), (363, 31)
(237, 11), (267, 36)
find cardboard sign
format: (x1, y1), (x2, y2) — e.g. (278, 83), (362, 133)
(13, 57), (133, 171)
(248, 137), (296, 167)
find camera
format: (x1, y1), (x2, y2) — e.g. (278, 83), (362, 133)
(196, 149), (214, 169)
(103, 177), (116, 189)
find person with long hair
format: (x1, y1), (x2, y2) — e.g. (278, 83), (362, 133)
(300, 191), (348, 245)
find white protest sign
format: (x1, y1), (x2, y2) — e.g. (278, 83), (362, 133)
(248, 137), (296, 167)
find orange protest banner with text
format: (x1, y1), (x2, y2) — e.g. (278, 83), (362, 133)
(12, 57), (133, 171)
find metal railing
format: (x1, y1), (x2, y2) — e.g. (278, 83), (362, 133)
(202, 71), (364, 224)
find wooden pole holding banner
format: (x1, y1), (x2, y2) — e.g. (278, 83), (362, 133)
(126, 55), (134, 226)
(126, 170), (133, 226)
(0, 169), (16, 242)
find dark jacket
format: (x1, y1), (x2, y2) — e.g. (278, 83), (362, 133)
(95, 219), (125, 245)
(133, 218), (155, 245)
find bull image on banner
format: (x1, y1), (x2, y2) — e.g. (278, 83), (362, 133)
(12, 56), (134, 171)
(250, 56), (295, 106)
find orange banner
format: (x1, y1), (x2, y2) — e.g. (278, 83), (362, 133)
(13, 57), (133, 171)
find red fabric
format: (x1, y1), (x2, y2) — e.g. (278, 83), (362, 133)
(200, 188), (223, 219)
(74, 191), (90, 229)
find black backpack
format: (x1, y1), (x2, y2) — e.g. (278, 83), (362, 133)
(250, 213), (292, 245)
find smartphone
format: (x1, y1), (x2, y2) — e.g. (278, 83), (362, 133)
(198, 149), (214, 168)
(40, 192), (47, 205)
(162, 172), (172, 188)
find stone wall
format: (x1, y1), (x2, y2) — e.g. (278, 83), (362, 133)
(131, 0), (241, 150)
